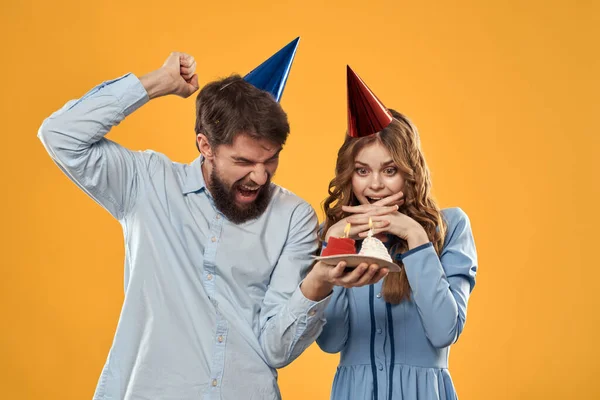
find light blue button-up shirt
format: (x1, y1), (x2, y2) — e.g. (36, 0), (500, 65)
(38, 73), (331, 400)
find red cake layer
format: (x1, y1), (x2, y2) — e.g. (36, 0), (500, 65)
(322, 237), (356, 256)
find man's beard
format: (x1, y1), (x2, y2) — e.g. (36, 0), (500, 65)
(208, 166), (273, 224)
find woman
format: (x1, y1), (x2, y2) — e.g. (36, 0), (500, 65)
(316, 68), (478, 400)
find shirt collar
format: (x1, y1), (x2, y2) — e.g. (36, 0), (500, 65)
(181, 156), (207, 195)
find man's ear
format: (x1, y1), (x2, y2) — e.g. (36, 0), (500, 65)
(196, 134), (214, 159)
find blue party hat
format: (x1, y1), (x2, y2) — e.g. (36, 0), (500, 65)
(243, 37), (300, 102)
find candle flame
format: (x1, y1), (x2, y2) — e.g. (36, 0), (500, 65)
(368, 217), (373, 229)
(343, 223), (351, 238)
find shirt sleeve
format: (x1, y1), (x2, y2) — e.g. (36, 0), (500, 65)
(315, 285), (350, 354)
(257, 202), (332, 368)
(37, 73), (156, 220)
(401, 207), (478, 348)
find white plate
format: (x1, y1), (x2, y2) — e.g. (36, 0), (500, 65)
(315, 254), (400, 272)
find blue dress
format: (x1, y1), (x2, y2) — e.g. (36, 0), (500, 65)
(317, 208), (478, 400)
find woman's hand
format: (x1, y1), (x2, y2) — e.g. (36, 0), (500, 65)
(325, 192), (405, 241)
(343, 192), (429, 249)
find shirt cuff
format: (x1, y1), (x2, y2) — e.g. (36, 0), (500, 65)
(115, 73), (150, 117)
(319, 241), (328, 256)
(398, 241), (433, 260)
(288, 282), (332, 321)
(400, 243), (443, 298)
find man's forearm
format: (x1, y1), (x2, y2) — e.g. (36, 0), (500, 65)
(139, 68), (175, 100)
(301, 271), (334, 301)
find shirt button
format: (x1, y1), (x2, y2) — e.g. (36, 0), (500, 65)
(308, 309), (316, 317)
(217, 335), (224, 343)
(207, 274), (213, 281)
(211, 236), (217, 242)
(212, 379), (218, 387)
(377, 328), (382, 334)
(376, 293), (382, 298)
(378, 363), (384, 371)
(216, 214), (220, 219)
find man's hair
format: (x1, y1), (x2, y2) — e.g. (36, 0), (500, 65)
(194, 75), (290, 149)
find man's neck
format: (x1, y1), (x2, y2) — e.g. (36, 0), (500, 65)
(200, 157), (212, 190)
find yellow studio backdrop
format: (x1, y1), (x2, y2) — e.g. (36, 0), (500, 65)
(1, 0), (599, 399)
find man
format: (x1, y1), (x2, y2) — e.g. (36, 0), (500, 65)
(38, 40), (389, 400)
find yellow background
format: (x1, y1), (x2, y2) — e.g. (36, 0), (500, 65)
(1, 0), (599, 399)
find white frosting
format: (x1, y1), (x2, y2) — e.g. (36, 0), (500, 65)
(358, 236), (393, 262)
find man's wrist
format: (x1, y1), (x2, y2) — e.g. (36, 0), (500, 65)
(139, 68), (173, 99)
(301, 269), (333, 301)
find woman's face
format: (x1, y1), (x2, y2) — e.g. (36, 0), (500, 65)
(351, 140), (405, 205)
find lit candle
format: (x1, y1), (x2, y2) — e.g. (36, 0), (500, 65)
(368, 217), (373, 238)
(343, 223), (351, 238)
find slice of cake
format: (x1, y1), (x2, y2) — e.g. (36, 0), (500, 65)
(321, 236), (357, 257)
(358, 236), (393, 263)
